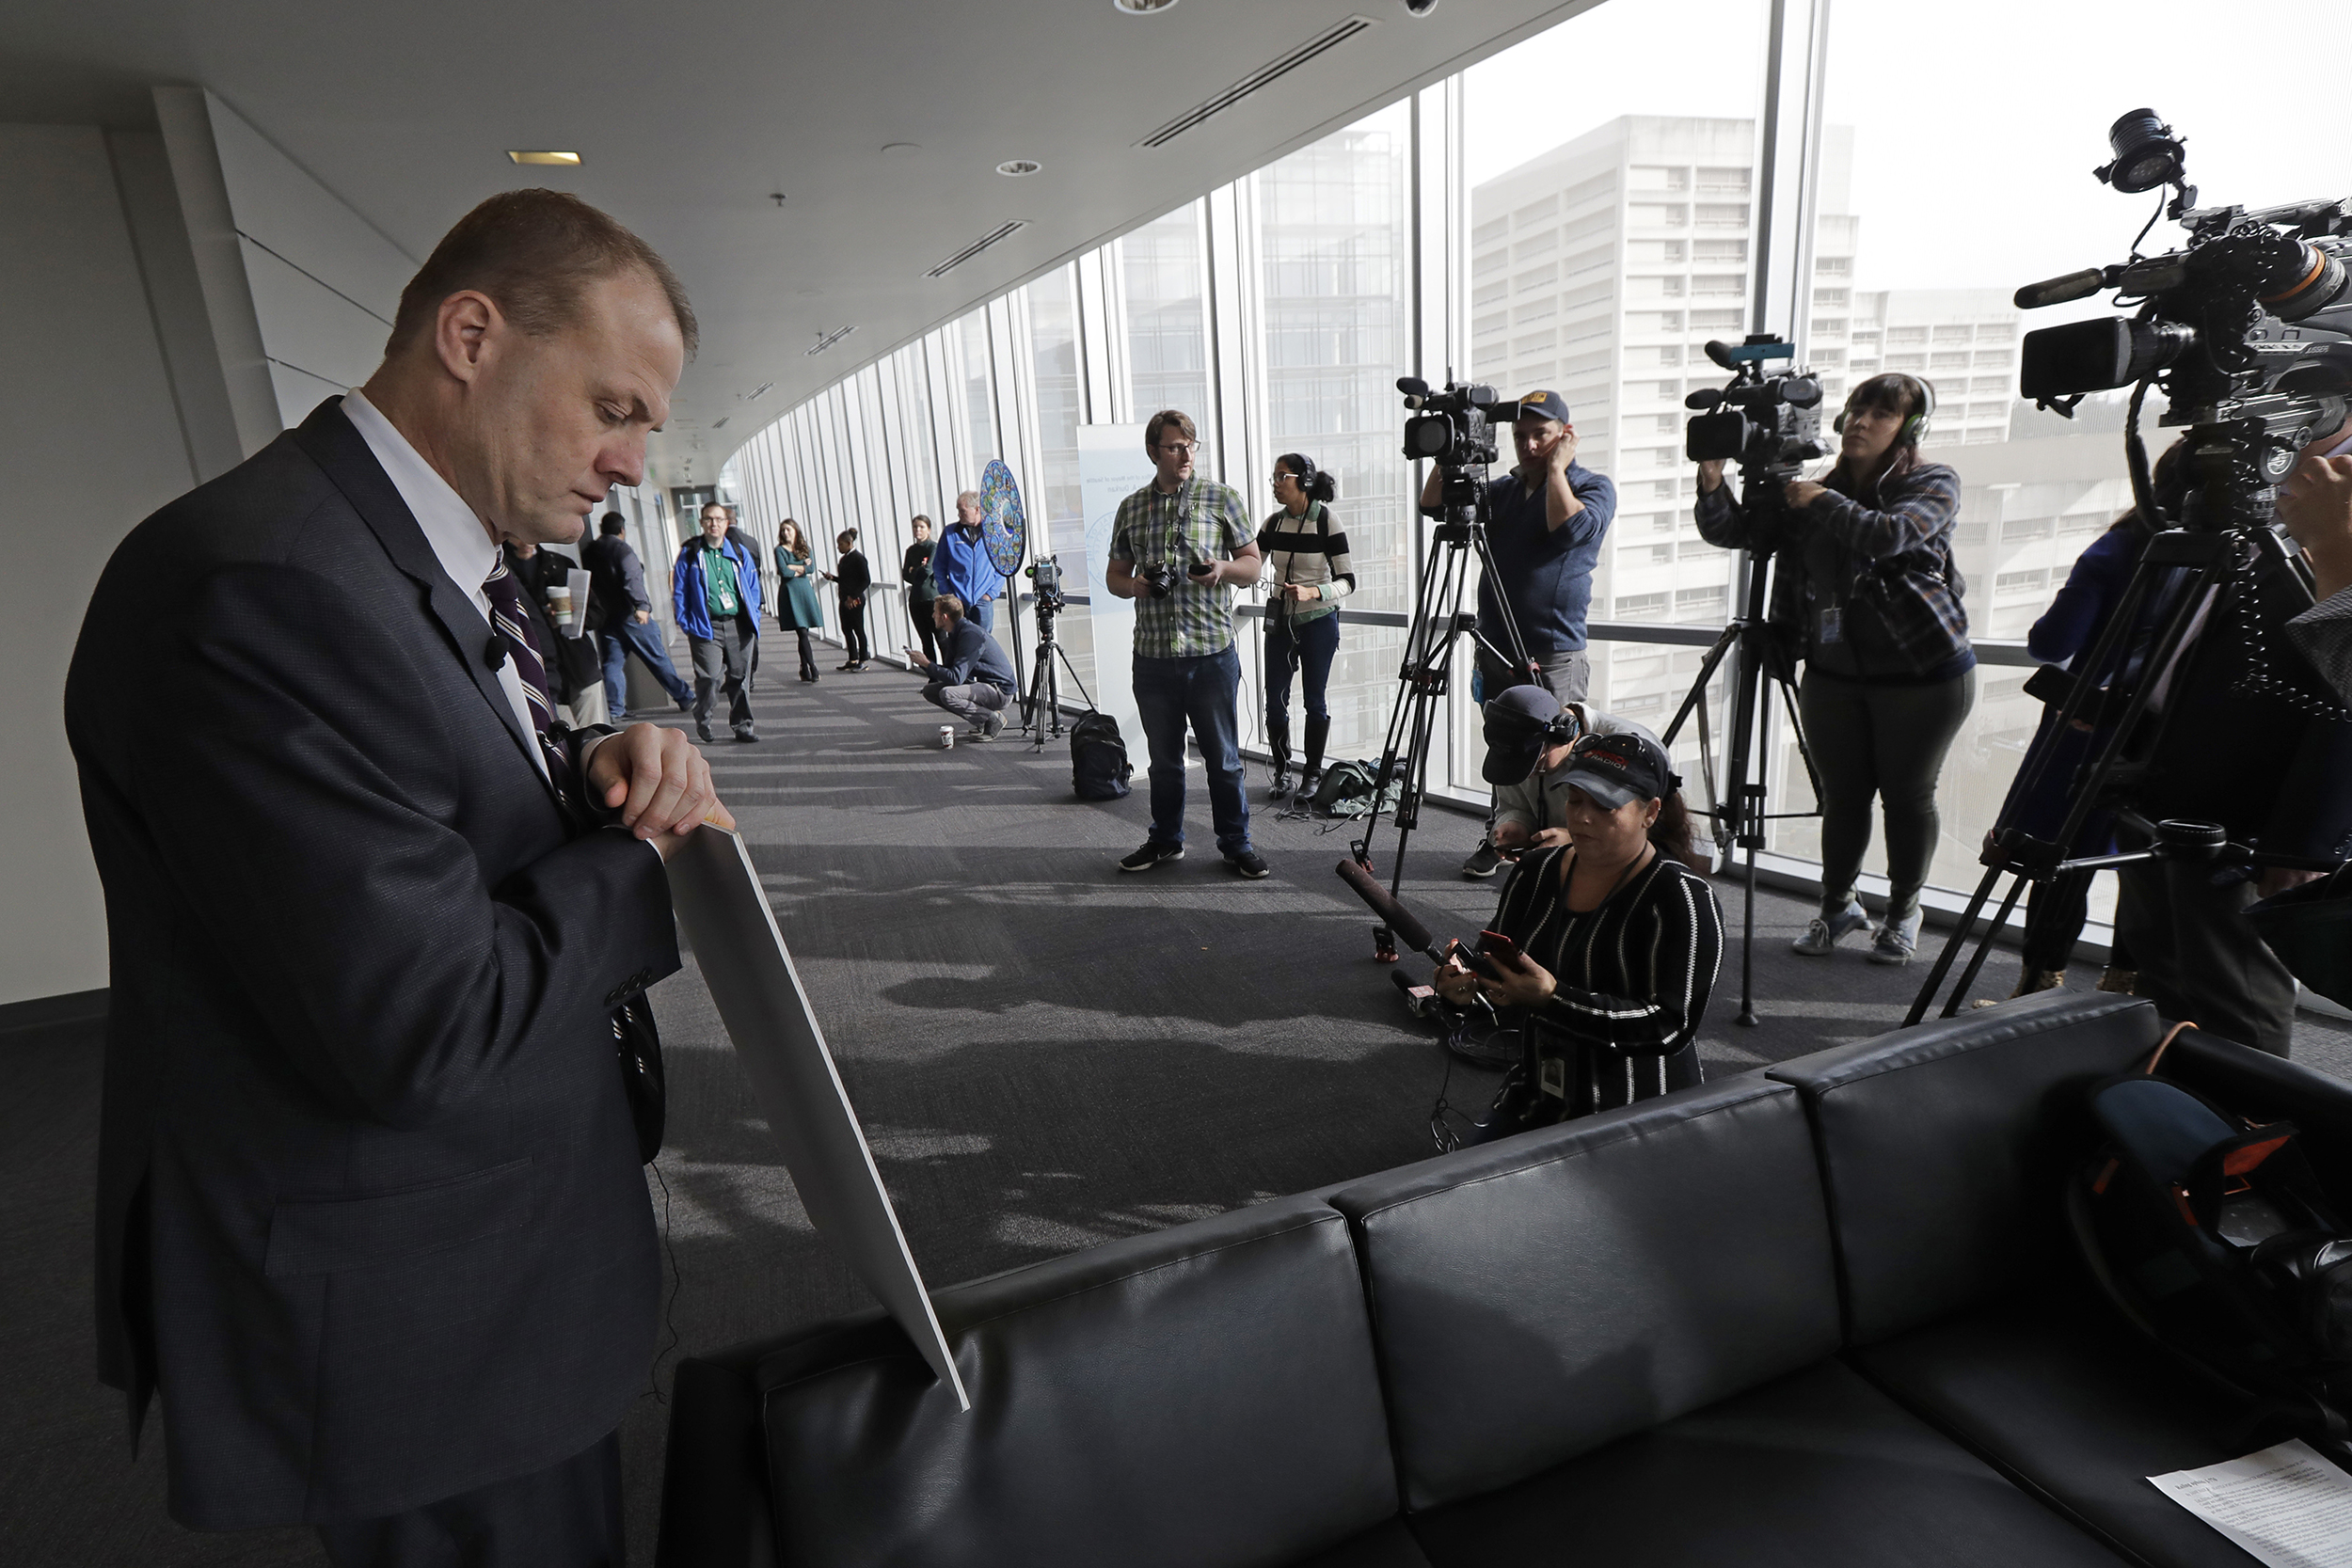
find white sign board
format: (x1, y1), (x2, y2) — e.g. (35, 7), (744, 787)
(1075, 423), (1152, 740)
(665, 827), (969, 1410)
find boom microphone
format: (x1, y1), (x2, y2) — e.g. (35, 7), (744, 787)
(1337, 860), (1433, 954)
(2014, 267), (2109, 310)
(1334, 859), (1507, 981)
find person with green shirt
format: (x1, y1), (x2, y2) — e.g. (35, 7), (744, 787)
(671, 500), (765, 742)
(1105, 409), (1268, 879)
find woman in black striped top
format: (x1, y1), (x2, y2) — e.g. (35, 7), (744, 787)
(1436, 730), (1724, 1122)
(1259, 453), (1355, 800)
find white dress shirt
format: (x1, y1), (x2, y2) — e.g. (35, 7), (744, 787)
(342, 390), (549, 780)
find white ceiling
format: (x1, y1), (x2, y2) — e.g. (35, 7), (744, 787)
(6, 0), (1600, 485)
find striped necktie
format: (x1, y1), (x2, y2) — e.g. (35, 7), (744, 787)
(482, 560), (576, 797)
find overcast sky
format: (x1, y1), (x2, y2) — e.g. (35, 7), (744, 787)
(1463, 0), (2352, 298)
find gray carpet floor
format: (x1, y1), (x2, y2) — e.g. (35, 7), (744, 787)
(8, 661), (2350, 1565)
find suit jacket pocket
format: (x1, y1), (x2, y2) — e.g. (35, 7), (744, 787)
(264, 1157), (534, 1277)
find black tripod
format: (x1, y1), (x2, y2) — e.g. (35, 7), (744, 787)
(1018, 594), (1094, 747)
(1659, 524), (1821, 1028)
(1906, 410), (2332, 1025)
(1348, 488), (1530, 962)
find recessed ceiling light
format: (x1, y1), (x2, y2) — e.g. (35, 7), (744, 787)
(996, 159), (1041, 177)
(507, 150), (580, 166)
(881, 142), (921, 156)
(1114, 0), (1180, 12)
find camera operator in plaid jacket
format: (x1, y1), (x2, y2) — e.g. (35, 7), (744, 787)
(1694, 371), (1970, 967)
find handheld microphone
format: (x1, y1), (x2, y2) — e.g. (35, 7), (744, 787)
(2014, 267), (2108, 310)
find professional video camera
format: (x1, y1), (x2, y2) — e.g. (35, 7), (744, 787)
(2015, 108), (2352, 532)
(1026, 554), (1066, 613)
(1399, 376), (1520, 514)
(1682, 336), (1825, 524)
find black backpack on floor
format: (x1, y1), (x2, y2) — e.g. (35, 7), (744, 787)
(2071, 1056), (2352, 1451)
(1071, 711), (1133, 800)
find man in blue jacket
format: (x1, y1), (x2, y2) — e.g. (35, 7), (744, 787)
(1423, 389), (1617, 877)
(673, 502), (765, 743)
(934, 491), (1001, 633)
(906, 594), (1016, 740)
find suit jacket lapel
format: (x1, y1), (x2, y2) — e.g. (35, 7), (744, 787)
(288, 399), (558, 805)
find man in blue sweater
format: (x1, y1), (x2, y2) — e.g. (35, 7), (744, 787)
(907, 594), (1016, 741)
(1420, 389), (1617, 877)
(934, 492), (1001, 634)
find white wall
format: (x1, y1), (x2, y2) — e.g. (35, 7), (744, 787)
(0, 125), (205, 1004)
(181, 89), (416, 428)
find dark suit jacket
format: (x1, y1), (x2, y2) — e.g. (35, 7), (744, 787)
(64, 399), (681, 1528)
(581, 532), (652, 622)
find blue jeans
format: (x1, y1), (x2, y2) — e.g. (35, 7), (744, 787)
(1264, 610), (1340, 731)
(1134, 644), (1250, 856)
(601, 619), (693, 715)
(971, 597), (995, 635)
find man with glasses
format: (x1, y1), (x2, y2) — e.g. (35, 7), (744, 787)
(1105, 410), (1268, 879)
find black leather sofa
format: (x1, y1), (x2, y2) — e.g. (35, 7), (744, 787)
(658, 991), (2348, 1567)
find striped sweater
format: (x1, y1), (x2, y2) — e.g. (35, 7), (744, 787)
(1257, 502), (1355, 627)
(1487, 844), (1724, 1117)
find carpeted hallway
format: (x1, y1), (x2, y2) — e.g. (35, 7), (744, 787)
(8, 661), (2350, 1566)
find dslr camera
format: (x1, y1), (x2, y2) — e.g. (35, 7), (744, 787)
(1137, 560), (1215, 598)
(2015, 109), (2352, 533)
(1684, 335), (1825, 514)
(1399, 376), (1521, 515)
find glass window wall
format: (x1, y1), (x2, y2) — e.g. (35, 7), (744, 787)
(721, 0), (2342, 917)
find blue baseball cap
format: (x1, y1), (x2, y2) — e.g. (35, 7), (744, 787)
(1515, 389), (1572, 424)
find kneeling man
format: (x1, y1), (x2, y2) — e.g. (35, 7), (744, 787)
(908, 594), (1015, 741)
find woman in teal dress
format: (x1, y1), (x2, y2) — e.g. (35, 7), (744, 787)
(774, 517), (825, 682)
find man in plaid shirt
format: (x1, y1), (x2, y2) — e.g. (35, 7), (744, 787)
(1105, 410), (1268, 878)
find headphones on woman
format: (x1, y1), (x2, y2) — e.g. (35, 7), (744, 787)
(1278, 452), (1337, 504)
(1833, 373), (1935, 447)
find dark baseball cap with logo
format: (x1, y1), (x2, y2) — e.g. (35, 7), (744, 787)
(1480, 684), (1583, 784)
(1558, 731), (1679, 810)
(1514, 388), (1572, 424)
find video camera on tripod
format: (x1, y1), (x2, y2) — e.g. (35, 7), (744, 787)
(2015, 108), (2352, 532)
(1909, 108), (2352, 1024)
(1400, 377), (1521, 516)
(1682, 336), (1826, 530)
(1026, 555), (1066, 614)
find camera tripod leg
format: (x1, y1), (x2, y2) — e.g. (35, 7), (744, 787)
(1737, 820), (1760, 1027)
(1904, 862), (2008, 1026)
(1939, 872), (2028, 1021)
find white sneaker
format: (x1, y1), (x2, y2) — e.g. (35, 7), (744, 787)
(1791, 902), (1869, 957)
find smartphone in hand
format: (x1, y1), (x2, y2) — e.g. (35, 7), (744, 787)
(1476, 929), (1522, 967)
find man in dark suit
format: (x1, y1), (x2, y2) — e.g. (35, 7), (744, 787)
(582, 510), (695, 720)
(65, 189), (730, 1566)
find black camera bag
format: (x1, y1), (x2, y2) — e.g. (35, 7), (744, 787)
(1070, 711), (1133, 800)
(2070, 1061), (2352, 1450)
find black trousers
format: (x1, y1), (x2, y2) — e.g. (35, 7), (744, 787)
(316, 1431), (623, 1568)
(842, 602), (870, 662)
(909, 594), (940, 664)
(2114, 852), (2296, 1057)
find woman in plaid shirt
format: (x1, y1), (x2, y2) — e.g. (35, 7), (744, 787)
(1694, 372), (1971, 965)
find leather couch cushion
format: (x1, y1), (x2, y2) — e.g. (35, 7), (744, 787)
(1851, 1291), (2259, 1568)
(755, 1194), (1396, 1568)
(1407, 1356), (2134, 1567)
(1768, 991), (2159, 1345)
(1332, 1076), (1839, 1511)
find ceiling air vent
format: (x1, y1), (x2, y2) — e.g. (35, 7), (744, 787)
(924, 220), (1029, 279)
(1137, 15), (1377, 148)
(711, 416), (730, 430)
(805, 325), (857, 357)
